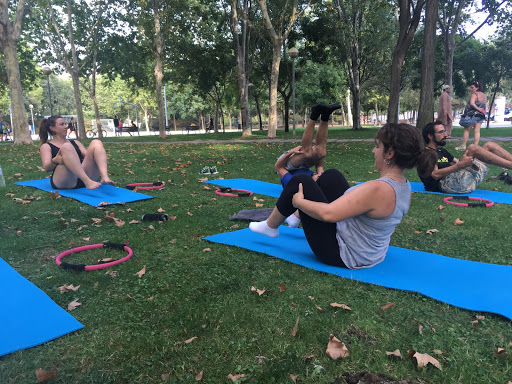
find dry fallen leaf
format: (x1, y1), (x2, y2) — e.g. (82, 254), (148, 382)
(250, 286), (266, 296)
(278, 283), (286, 292)
(129, 220), (139, 224)
(436, 205), (445, 210)
(289, 373), (298, 383)
(495, 347), (507, 357)
(185, 336), (198, 344)
(227, 373), (245, 382)
(195, 370), (203, 381)
(161, 373), (170, 380)
(330, 303), (352, 310)
(426, 228), (439, 235)
(291, 317), (299, 337)
(136, 265), (146, 278)
(380, 302), (395, 310)
(325, 335), (349, 359)
(453, 218), (464, 226)
(202, 248), (211, 252)
(157, 207), (166, 212)
(386, 349), (402, 359)
(58, 284), (80, 293)
(413, 352), (441, 370)
(67, 300), (81, 311)
(36, 368), (57, 382)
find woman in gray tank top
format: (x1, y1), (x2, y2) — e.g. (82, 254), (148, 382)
(456, 81), (487, 151)
(250, 123), (426, 269)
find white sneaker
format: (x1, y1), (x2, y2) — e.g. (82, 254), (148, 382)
(455, 145), (466, 151)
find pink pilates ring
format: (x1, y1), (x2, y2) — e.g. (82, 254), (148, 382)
(215, 187), (253, 197)
(443, 196), (494, 208)
(56, 242), (133, 271)
(126, 182), (164, 190)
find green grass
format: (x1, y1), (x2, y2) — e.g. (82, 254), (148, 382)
(1, 134), (512, 383)
(99, 124), (512, 144)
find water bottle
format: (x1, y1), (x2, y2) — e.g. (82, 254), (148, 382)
(141, 214), (168, 221)
(0, 164), (5, 188)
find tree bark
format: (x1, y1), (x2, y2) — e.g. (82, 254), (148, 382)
(417, 0), (438, 130)
(0, 0), (31, 144)
(231, 0), (251, 136)
(388, 0), (425, 123)
(153, 1), (166, 139)
(257, 0), (302, 138)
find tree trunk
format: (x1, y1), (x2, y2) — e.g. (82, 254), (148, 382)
(93, 94), (102, 138)
(1, 41), (30, 144)
(173, 114), (176, 131)
(254, 94), (263, 130)
(417, 0), (438, 130)
(346, 90), (353, 127)
(267, 41), (281, 137)
(70, 71), (86, 139)
(153, 2), (166, 139)
(486, 78), (500, 128)
(231, 0), (251, 137)
(443, 34), (455, 87)
(387, 0), (425, 123)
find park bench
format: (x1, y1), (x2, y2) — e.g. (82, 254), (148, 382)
(120, 126), (140, 136)
(185, 125), (201, 133)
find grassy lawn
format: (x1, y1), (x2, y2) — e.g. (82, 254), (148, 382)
(103, 124), (512, 144)
(1, 133), (512, 383)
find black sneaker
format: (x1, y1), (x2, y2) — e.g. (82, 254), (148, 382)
(198, 166), (211, 175)
(210, 166), (219, 174)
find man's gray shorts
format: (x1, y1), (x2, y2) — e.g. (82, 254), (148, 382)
(440, 159), (489, 194)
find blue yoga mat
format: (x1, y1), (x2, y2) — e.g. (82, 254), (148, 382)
(205, 178), (512, 205)
(205, 227), (512, 321)
(204, 178), (282, 198)
(16, 178), (154, 207)
(0, 257), (84, 357)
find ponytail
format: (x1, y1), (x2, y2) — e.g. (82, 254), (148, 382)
(39, 115), (62, 144)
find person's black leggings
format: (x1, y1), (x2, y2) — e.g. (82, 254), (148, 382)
(276, 169), (350, 267)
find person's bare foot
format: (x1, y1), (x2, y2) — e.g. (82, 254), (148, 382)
(101, 178), (115, 186)
(85, 181), (102, 190)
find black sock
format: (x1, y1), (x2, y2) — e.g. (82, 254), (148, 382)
(310, 104), (322, 121)
(320, 104), (341, 122)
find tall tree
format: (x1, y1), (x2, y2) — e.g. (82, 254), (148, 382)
(387, 0), (425, 123)
(229, 0), (254, 136)
(332, 0), (395, 130)
(257, 0), (306, 138)
(438, 0), (509, 87)
(0, 0), (31, 144)
(31, 0), (108, 138)
(417, 0), (439, 130)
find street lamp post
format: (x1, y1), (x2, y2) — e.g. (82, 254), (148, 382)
(42, 67), (53, 116)
(288, 47), (299, 136)
(29, 104), (34, 135)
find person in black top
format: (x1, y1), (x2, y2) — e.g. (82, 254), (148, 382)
(418, 120), (512, 194)
(39, 115), (114, 190)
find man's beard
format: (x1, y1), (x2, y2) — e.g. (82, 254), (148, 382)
(435, 137), (447, 146)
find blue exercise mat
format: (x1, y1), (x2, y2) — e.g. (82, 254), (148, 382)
(205, 227), (512, 321)
(408, 181), (512, 204)
(205, 178), (512, 205)
(16, 178), (154, 207)
(0, 257), (84, 357)
(204, 178), (282, 198)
